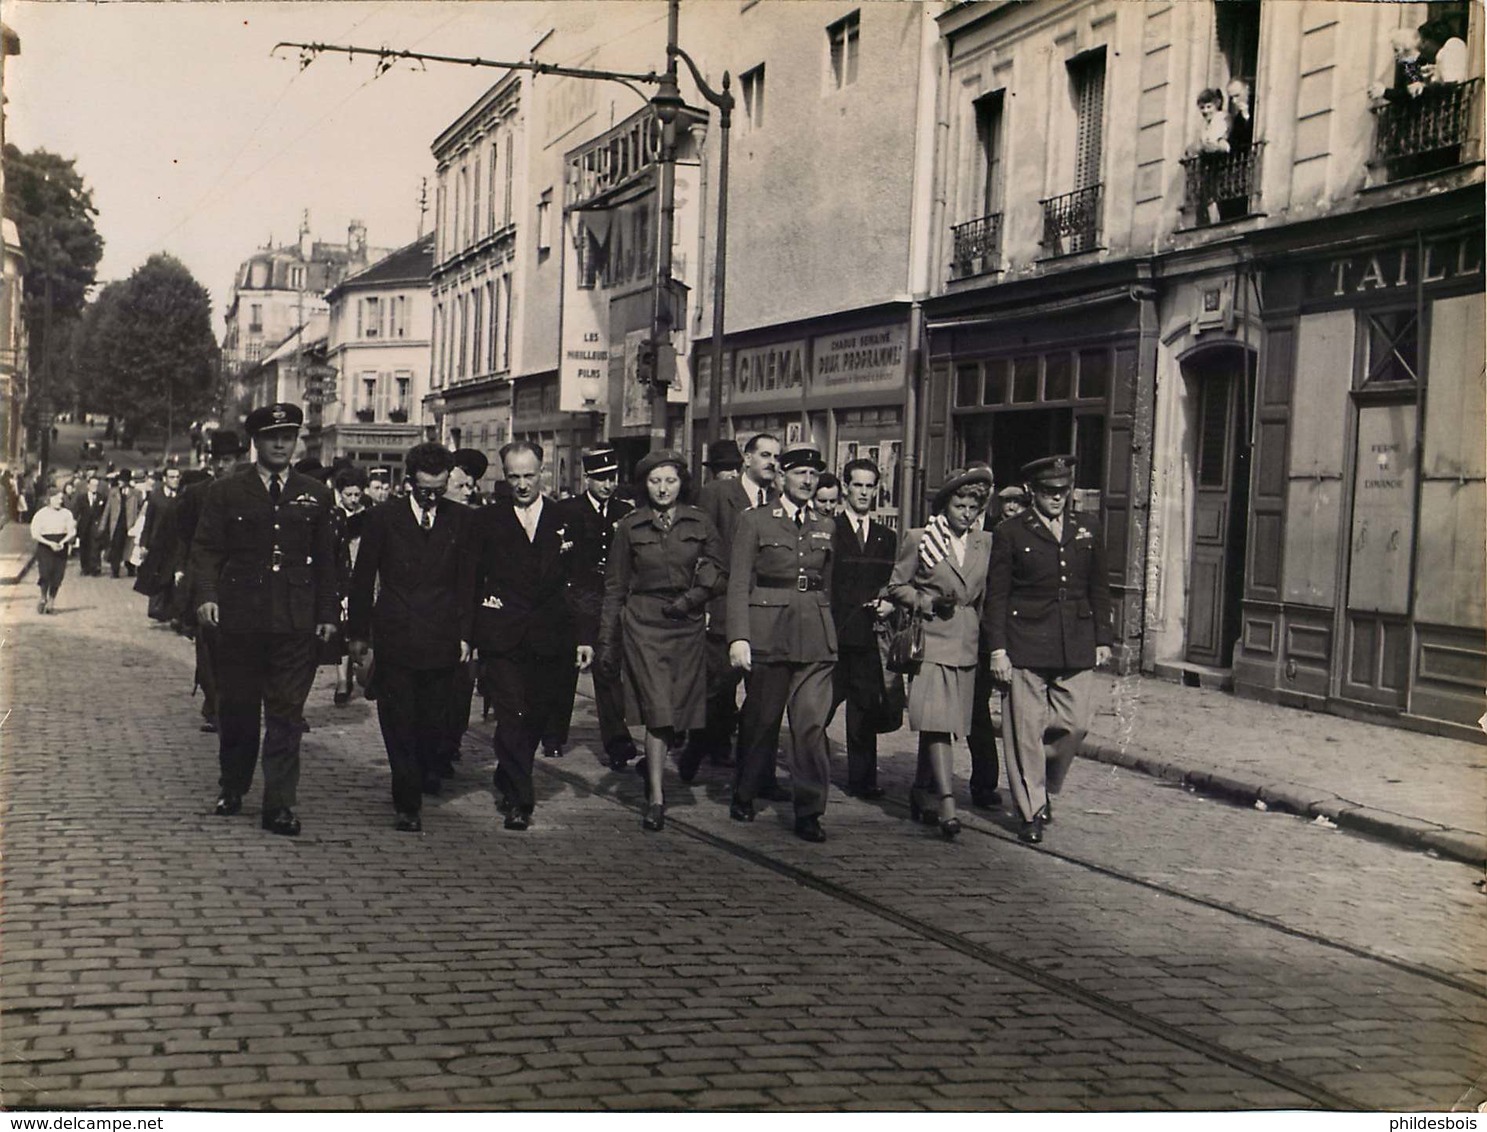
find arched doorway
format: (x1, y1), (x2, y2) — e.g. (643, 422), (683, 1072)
(1183, 345), (1255, 668)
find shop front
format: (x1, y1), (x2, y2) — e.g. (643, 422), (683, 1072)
(692, 306), (911, 528)
(1233, 206), (1485, 737)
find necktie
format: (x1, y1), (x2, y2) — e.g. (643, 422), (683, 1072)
(858, 519), (868, 550)
(654, 509), (672, 533)
(269, 474), (282, 506)
(794, 507), (805, 530)
(421, 507), (433, 533)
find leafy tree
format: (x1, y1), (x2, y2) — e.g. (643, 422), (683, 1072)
(2, 146), (105, 390)
(77, 255), (219, 452)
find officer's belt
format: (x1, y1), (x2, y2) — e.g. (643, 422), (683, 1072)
(756, 573), (823, 592)
(635, 588), (687, 597)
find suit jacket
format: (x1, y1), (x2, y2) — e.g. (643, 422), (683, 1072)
(698, 475), (776, 633)
(134, 488), (184, 595)
(71, 489), (107, 535)
(553, 491), (634, 644)
(346, 496), (475, 670)
(102, 485), (142, 536)
(470, 498), (582, 657)
(982, 509), (1113, 670)
(727, 505), (837, 663)
(887, 527), (992, 668)
(189, 468), (339, 635)
(830, 512), (898, 650)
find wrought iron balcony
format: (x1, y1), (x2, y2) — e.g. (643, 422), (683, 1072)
(1181, 141), (1265, 226)
(950, 213), (1003, 280)
(1371, 78), (1481, 181)
(1039, 184), (1102, 257)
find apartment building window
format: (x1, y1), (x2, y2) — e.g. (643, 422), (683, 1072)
(1041, 49), (1106, 257)
(433, 303), (444, 388)
(536, 189), (552, 255)
(359, 374), (378, 420)
(393, 373), (411, 422)
(387, 295), (399, 339)
(472, 152), (484, 243)
(502, 131), (515, 227)
(457, 294), (468, 379)
(472, 287), (484, 374)
(742, 64), (766, 128)
(1214, 0), (1260, 92)
(952, 90), (1005, 279)
(486, 281), (498, 371)
(364, 297), (381, 338)
(828, 12), (860, 90)
(249, 303), (262, 332)
(501, 274), (513, 371)
(435, 183), (447, 262)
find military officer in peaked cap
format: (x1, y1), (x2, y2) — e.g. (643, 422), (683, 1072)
(550, 446), (641, 768)
(190, 403), (339, 836)
(727, 444), (839, 843)
(982, 454), (1113, 844)
(365, 466), (393, 508)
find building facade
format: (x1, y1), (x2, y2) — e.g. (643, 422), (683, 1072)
(321, 234), (434, 469)
(924, 0), (1483, 735)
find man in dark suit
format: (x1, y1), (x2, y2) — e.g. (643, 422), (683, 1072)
(728, 445), (839, 843)
(435, 448), (486, 764)
(681, 432), (782, 782)
(134, 466), (184, 619)
(471, 440), (591, 830)
(102, 469), (142, 577)
(549, 447), (641, 769)
(348, 443), (475, 833)
(827, 457), (899, 799)
(365, 467), (392, 508)
(983, 455), (1113, 843)
(71, 474), (107, 575)
(177, 431), (246, 733)
(192, 404), (339, 836)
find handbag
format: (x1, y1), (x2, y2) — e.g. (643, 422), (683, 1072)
(882, 606), (925, 676)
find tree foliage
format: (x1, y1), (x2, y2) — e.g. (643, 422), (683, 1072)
(2, 144), (104, 332)
(75, 255), (220, 431)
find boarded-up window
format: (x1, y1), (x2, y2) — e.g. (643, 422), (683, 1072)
(1281, 310), (1353, 605)
(1415, 292), (1486, 628)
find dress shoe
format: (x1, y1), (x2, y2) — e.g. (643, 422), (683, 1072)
(542, 743), (564, 759)
(759, 782), (792, 803)
(1039, 801), (1053, 824)
(36, 599), (46, 615)
(607, 741), (641, 770)
(971, 790), (1002, 810)
(1018, 819), (1043, 844)
(846, 785), (885, 800)
(728, 797), (755, 823)
(262, 808), (302, 837)
(200, 719), (218, 734)
(333, 690), (350, 706)
(421, 775), (443, 796)
(794, 816), (827, 843)
(676, 747), (703, 783)
(642, 802), (666, 832)
(495, 794), (514, 815)
(395, 811), (422, 833)
(214, 792), (242, 816)
(504, 810), (531, 831)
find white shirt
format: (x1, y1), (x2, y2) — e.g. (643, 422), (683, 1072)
(741, 475), (767, 509)
(1432, 38), (1468, 85)
(256, 464), (285, 497)
(31, 505), (77, 548)
(846, 510), (871, 547)
(947, 528), (968, 569)
(779, 496), (810, 526)
(514, 495), (544, 541)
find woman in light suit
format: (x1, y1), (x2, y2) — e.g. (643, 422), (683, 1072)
(887, 465), (994, 839)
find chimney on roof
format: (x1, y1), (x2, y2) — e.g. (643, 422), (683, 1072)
(348, 219), (368, 267)
(299, 210), (312, 260)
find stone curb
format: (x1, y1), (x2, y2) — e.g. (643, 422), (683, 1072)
(0, 550), (37, 585)
(1079, 737), (1487, 868)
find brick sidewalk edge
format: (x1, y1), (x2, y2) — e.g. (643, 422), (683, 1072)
(1078, 738), (1487, 868)
(0, 549), (36, 585)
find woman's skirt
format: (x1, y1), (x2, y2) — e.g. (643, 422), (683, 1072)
(35, 544), (66, 597)
(620, 595), (708, 732)
(907, 661), (975, 736)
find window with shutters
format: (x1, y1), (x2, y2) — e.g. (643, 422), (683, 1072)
(951, 91), (1006, 279)
(472, 152), (483, 242)
(827, 12), (860, 90)
(472, 288), (484, 374)
(1041, 49), (1106, 256)
(364, 298), (380, 339)
(501, 273), (513, 371)
(503, 132), (515, 227)
(489, 139), (499, 234)
(486, 281), (497, 372)
(742, 64), (766, 129)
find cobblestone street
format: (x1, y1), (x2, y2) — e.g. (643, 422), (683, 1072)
(2, 569), (1484, 1111)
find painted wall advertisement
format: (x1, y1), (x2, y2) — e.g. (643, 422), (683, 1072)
(558, 210), (608, 413)
(811, 324), (907, 395)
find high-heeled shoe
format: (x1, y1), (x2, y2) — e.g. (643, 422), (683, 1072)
(642, 802), (666, 832)
(938, 794), (961, 840)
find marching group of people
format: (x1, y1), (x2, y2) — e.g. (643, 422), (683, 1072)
(43, 398), (1115, 848)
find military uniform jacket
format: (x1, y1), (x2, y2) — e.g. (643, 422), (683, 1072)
(982, 510), (1114, 670)
(598, 505), (725, 663)
(470, 499), (584, 657)
(189, 467), (339, 635)
(830, 513), (898, 650)
(346, 496), (475, 670)
(698, 475), (776, 634)
(727, 505), (838, 664)
(553, 491), (634, 644)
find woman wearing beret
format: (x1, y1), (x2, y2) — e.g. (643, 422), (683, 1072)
(887, 465), (994, 840)
(598, 449), (726, 831)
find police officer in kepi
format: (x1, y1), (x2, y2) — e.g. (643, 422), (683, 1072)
(727, 444), (839, 843)
(982, 454), (1113, 844)
(190, 403), (339, 836)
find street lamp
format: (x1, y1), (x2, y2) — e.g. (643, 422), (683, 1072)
(646, 0), (686, 448)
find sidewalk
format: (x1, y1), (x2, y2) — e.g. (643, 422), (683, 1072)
(963, 671), (1487, 867)
(0, 514), (34, 585)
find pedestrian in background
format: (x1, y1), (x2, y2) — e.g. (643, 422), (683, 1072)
(30, 487), (78, 614)
(191, 404), (339, 837)
(888, 465), (994, 840)
(598, 449), (725, 831)
(71, 473), (107, 575)
(983, 455), (1113, 844)
(329, 465), (369, 706)
(103, 469), (141, 578)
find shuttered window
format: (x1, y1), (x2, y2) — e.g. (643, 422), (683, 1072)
(1071, 49), (1106, 190)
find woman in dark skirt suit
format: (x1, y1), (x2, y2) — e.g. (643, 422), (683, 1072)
(598, 449), (725, 831)
(887, 465), (994, 840)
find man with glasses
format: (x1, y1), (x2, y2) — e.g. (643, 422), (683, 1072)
(347, 443), (476, 833)
(983, 455), (1113, 844)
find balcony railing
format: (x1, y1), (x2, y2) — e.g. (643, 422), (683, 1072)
(950, 212), (1003, 280)
(1371, 78), (1482, 181)
(1181, 141), (1265, 227)
(1039, 184), (1102, 257)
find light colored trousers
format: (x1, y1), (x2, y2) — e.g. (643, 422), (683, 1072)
(1000, 666), (1094, 823)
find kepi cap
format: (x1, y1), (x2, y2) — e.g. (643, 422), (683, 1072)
(778, 445), (826, 473)
(1021, 454), (1076, 488)
(244, 402), (304, 436)
(581, 447), (620, 477)
(367, 466), (393, 483)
